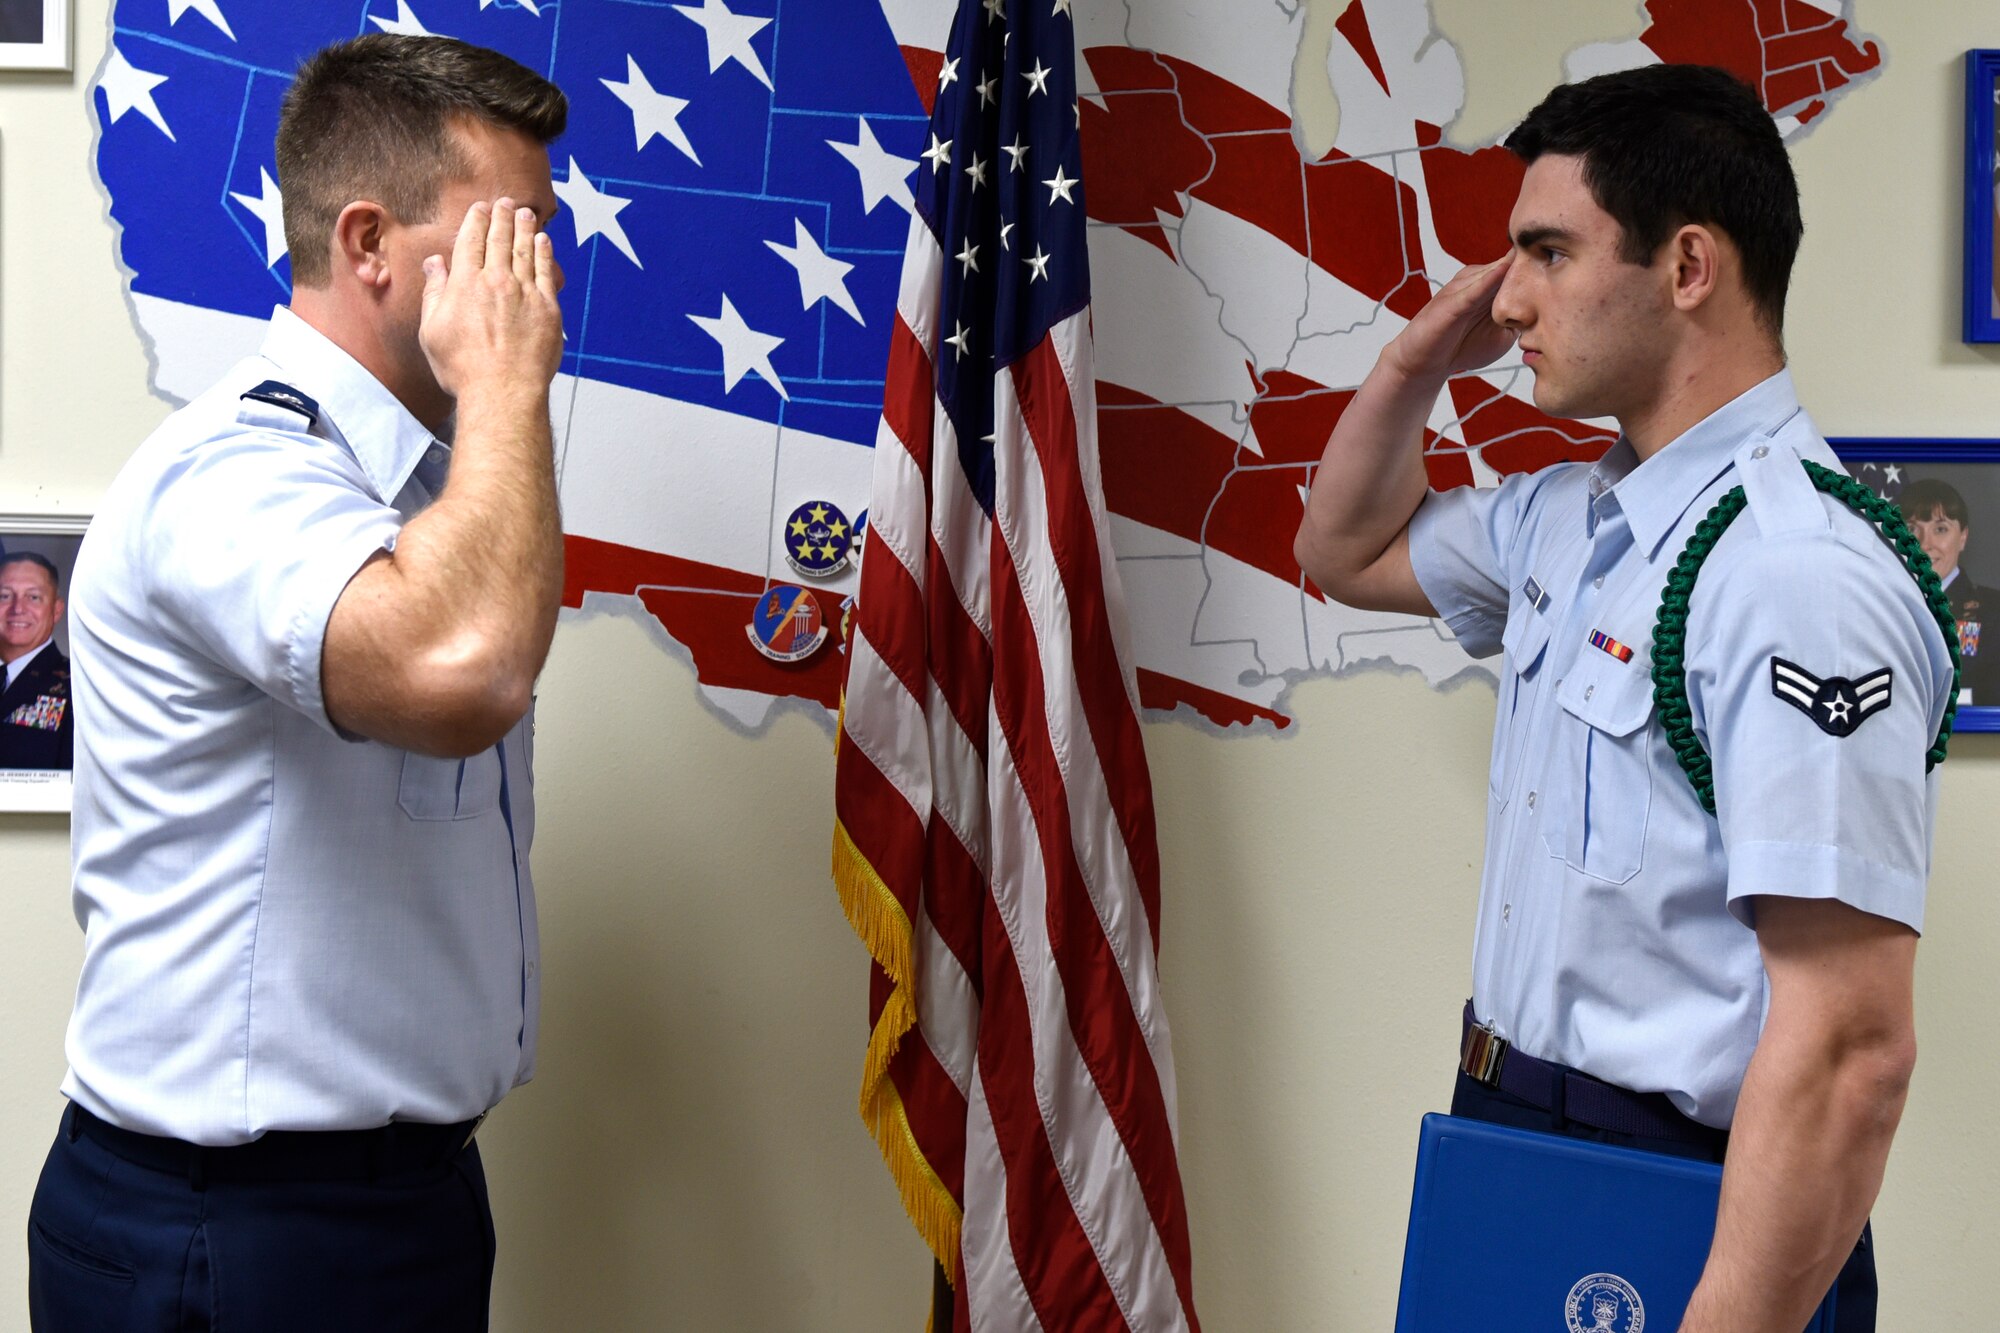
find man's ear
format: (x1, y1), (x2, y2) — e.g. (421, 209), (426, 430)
(330, 201), (394, 289)
(1668, 222), (1724, 314)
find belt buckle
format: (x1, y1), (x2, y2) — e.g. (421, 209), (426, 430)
(1460, 1020), (1509, 1088)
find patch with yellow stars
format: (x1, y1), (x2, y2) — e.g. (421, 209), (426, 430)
(783, 499), (854, 578)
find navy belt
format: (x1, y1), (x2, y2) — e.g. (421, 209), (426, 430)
(1458, 1003), (1726, 1150)
(67, 1102), (483, 1188)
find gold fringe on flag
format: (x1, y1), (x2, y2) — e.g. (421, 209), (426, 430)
(831, 817), (964, 1278)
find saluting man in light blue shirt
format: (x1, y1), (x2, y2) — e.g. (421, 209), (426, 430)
(1296, 66), (1950, 1333)
(31, 36), (569, 1332)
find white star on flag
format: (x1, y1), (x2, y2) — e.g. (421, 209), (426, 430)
(975, 74), (997, 108)
(168, 0), (234, 40)
(368, 1), (436, 36)
(922, 133), (952, 173)
(765, 218), (864, 325)
(672, 0), (773, 90)
(1024, 59), (1052, 96)
(552, 158), (643, 267)
(938, 56), (959, 91)
(230, 168), (287, 267)
(479, 0), (543, 14)
(1025, 244), (1051, 282)
(1002, 133), (1029, 172)
(956, 240), (979, 275)
(601, 56), (700, 164)
(1043, 165), (1077, 204)
(945, 321), (970, 360)
(965, 153), (989, 190)
(1052, 0), (1072, 14)
(99, 47), (175, 141)
(982, 0), (1004, 21)
(689, 295), (787, 398)
(999, 219), (1015, 250)
(826, 118), (916, 216)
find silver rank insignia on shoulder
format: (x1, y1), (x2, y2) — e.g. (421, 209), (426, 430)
(1771, 657), (1891, 738)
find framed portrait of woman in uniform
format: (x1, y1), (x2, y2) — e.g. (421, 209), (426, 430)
(1830, 442), (2000, 732)
(1964, 51), (2000, 342)
(0, 513), (86, 813)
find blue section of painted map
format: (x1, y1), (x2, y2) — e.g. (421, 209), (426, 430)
(95, 0), (925, 447)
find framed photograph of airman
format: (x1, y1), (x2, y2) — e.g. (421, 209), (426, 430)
(0, 514), (86, 812)
(1830, 442), (2000, 732)
(0, 0), (67, 71)
(1963, 50), (2000, 342)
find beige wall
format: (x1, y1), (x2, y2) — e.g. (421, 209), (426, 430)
(1, 3), (1996, 1329)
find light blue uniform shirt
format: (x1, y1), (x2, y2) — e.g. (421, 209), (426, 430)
(1410, 371), (1951, 1128)
(65, 307), (539, 1146)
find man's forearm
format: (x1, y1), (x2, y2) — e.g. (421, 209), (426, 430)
(1293, 355), (1439, 603)
(1680, 1020), (1912, 1332)
(386, 380), (563, 711)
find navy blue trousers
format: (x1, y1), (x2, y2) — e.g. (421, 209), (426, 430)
(1452, 1070), (1877, 1333)
(27, 1104), (495, 1332)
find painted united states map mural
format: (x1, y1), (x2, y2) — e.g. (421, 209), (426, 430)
(92, 0), (1883, 731)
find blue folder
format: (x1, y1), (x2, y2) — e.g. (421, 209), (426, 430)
(1395, 1113), (1836, 1332)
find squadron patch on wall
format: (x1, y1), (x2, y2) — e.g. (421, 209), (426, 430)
(1771, 657), (1892, 738)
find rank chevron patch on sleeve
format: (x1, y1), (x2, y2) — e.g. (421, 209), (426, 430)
(1770, 657), (1893, 738)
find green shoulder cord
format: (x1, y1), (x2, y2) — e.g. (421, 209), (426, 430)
(1649, 459), (1962, 814)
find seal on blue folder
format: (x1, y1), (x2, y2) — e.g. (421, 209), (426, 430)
(1395, 1113), (1837, 1332)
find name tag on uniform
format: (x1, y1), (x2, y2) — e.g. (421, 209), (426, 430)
(5, 695), (65, 731)
(1395, 1114), (1836, 1333)
(1523, 577), (1550, 613)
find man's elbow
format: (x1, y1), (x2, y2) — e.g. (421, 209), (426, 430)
(403, 635), (536, 758)
(1294, 526), (1354, 604)
(1829, 1026), (1917, 1134)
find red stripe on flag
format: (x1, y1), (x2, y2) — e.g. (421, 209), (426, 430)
(923, 815), (986, 997)
(1010, 342), (1164, 947)
(883, 317), (939, 481)
(833, 738), (925, 929)
(988, 530), (1200, 1330)
(891, 1025), (971, 1204)
(973, 886), (1135, 1331)
(926, 537), (993, 761)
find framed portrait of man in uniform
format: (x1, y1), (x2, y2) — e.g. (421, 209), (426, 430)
(1963, 51), (2000, 342)
(1832, 442), (2000, 730)
(0, 0), (66, 70)
(0, 514), (85, 812)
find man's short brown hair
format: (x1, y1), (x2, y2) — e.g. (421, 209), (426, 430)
(276, 34), (566, 288)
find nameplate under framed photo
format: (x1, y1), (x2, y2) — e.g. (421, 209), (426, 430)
(0, 512), (86, 814)
(1963, 51), (2000, 342)
(1829, 440), (2000, 733)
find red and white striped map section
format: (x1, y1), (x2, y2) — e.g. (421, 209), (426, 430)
(861, 0), (1882, 730)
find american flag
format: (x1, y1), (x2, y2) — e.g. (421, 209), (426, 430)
(831, 0), (1199, 1328)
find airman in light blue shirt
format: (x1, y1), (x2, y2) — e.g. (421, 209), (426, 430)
(1295, 64), (1946, 1331)
(1408, 368), (1951, 1128)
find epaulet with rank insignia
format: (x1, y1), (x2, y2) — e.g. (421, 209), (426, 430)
(237, 380), (320, 432)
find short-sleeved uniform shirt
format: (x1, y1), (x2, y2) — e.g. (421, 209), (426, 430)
(1409, 371), (1952, 1128)
(65, 307), (539, 1146)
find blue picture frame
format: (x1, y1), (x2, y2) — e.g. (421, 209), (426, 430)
(1830, 438), (2000, 733)
(1963, 51), (2000, 342)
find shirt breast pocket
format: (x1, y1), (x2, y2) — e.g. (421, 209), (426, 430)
(398, 750), (502, 821)
(1548, 657), (1656, 883)
(1490, 609), (1553, 806)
